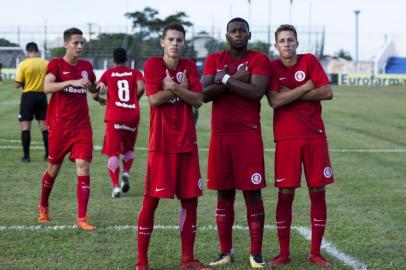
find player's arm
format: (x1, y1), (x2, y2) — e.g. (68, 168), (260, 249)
(44, 73), (92, 94)
(226, 73), (268, 100)
(136, 80), (145, 100)
(267, 80), (314, 108)
(15, 81), (24, 89)
(299, 84), (333, 101)
(147, 90), (177, 107)
(201, 74), (227, 103)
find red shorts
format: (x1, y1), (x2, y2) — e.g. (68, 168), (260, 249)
(207, 133), (266, 190)
(48, 127), (93, 164)
(274, 138), (334, 188)
(144, 149), (202, 199)
(101, 122), (138, 156)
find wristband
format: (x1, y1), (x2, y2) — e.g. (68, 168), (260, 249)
(222, 74), (231, 85)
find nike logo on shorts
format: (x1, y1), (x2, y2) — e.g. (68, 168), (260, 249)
(276, 178), (286, 182)
(155, 187), (166, 192)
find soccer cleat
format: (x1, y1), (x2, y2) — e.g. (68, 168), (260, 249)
(37, 205), (50, 223)
(249, 252), (266, 268)
(268, 254), (291, 266)
(309, 254), (331, 268)
(121, 172), (130, 193)
(135, 265), (149, 270)
(112, 186), (122, 198)
(209, 252), (234, 266)
(77, 217), (96, 231)
(21, 157), (31, 163)
(180, 259), (211, 270)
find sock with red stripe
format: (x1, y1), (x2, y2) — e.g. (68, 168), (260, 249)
(309, 190), (327, 256)
(275, 192), (295, 257)
(216, 199), (234, 253)
(39, 171), (56, 207)
(180, 198), (198, 263)
(137, 195), (159, 267)
(107, 156), (120, 187)
(122, 151), (134, 173)
(245, 198), (265, 254)
(77, 176), (90, 219)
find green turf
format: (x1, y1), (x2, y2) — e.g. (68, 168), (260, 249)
(0, 79), (405, 269)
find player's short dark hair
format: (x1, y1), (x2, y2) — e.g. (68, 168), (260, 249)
(275, 24), (298, 41)
(113, 47), (128, 64)
(226, 17), (250, 32)
(63, 27), (83, 41)
(26, 42), (39, 53)
(162, 23), (186, 38)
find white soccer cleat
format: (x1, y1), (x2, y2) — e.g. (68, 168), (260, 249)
(112, 186), (122, 198)
(121, 172), (130, 193)
(249, 252), (266, 268)
(209, 252), (234, 266)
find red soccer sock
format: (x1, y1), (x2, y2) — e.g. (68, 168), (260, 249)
(107, 156), (120, 187)
(245, 199), (265, 254)
(39, 171), (56, 208)
(137, 195), (159, 267)
(309, 190), (327, 256)
(216, 199), (234, 253)
(122, 151), (134, 173)
(275, 192), (295, 257)
(77, 176), (90, 219)
(180, 198), (198, 263)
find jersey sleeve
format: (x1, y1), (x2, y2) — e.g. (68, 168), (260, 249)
(134, 69), (144, 82)
(144, 58), (163, 96)
(268, 62), (281, 92)
(186, 60), (203, 93)
(98, 70), (109, 84)
(46, 58), (59, 77)
(307, 54), (330, 88)
(15, 61), (25, 83)
(202, 53), (217, 75)
(88, 63), (96, 83)
(251, 53), (270, 76)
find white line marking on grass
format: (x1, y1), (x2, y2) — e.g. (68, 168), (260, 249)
(1, 142), (406, 154)
(0, 224), (367, 270)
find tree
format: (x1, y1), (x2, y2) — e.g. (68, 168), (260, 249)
(334, 49), (352, 60)
(0, 38), (18, 47)
(248, 41), (269, 55)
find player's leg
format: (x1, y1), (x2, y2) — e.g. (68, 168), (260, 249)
(107, 155), (121, 197)
(121, 127), (137, 193)
(19, 93), (34, 162)
(20, 121), (31, 162)
(37, 163), (62, 222)
(243, 190), (266, 268)
(38, 120), (49, 161)
(35, 92), (48, 161)
(136, 195), (160, 269)
(179, 198), (198, 264)
(269, 140), (303, 266)
(303, 138), (333, 268)
(75, 159), (95, 231)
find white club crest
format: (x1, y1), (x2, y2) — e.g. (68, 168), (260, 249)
(323, 167), (333, 178)
(176, 72), (184, 83)
(81, 71), (89, 79)
(251, 173), (262, 185)
(294, 70), (305, 82)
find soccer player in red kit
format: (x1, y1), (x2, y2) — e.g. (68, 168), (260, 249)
(96, 48), (144, 198)
(36, 28), (99, 231)
(135, 23), (210, 270)
(267, 24), (334, 268)
(201, 18), (270, 268)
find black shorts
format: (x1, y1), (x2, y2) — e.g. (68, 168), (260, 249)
(19, 92), (48, 121)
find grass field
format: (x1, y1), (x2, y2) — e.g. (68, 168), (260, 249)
(0, 79), (405, 270)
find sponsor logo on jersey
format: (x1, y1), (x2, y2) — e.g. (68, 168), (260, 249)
(114, 124), (137, 132)
(176, 72), (184, 83)
(115, 101), (136, 109)
(294, 70), (306, 82)
(112, 71), (133, 77)
(197, 179), (203, 190)
(251, 172), (262, 185)
(81, 71), (89, 79)
(63, 86), (86, 94)
(323, 167), (333, 178)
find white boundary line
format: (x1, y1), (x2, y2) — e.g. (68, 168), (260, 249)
(1, 142), (406, 153)
(0, 224), (368, 270)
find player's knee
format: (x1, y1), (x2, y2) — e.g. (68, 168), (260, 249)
(123, 151), (134, 161)
(76, 160), (90, 176)
(309, 186), (325, 192)
(217, 189), (236, 201)
(243, 190), (262, 203)
(279, 188), (295, 194)
(107, 156), (119, 171)
(180, 197), (198, 210)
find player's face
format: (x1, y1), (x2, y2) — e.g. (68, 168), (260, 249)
(161, 30), (185, 58)
(64, 34), (85, 58)
(226, 21), (251, 50)
(274, 30), (298, 59)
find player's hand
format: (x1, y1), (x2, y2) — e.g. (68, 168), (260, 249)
(232, 62), (250, 83)
(163, 69), (177, 91)
(179, 69), (189, 89)
(97, 97), (107, 105)
(301, 79), (315, 91)
(97, 82), (107, 95)
(214, 65), (228, 84)
(71, 78), (92, 89)
(88, 83), (99, 93)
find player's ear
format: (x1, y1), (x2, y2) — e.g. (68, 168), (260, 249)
(160, 37), (165, 48)
(248, 32), (251, 40)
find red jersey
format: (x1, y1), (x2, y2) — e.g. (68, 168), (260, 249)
(99, 66), (143, 124)
(144, 57), (202, 153)
(269, 53), (330, 141)
(203, 50), (270, 135)
(46, 58), (96, 130)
